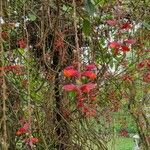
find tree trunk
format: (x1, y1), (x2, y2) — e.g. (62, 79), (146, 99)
(53, 51), (70, 150)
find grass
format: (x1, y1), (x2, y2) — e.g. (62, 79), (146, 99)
(108, 136), (134, 150)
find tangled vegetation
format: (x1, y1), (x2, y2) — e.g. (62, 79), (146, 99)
(0, 0), (150, 150)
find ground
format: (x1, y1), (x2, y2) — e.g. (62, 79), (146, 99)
(108, 137), (134, 150)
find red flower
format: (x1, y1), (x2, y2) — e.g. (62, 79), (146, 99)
(24, 137), (39, 144)
(78, 97), (86, 102)
(17, 39), (26, 48)
(80, 83), (96, 93)
(1, 32), (8, 40)
(7, 65), (23, 70)
(77, 102), (84, 108)
(86, 109), (96, 117)
(82, 106), (96, 117)
(82, 106), (89, 113)
(108, 42), (120, 49)
(16, 123), (29, 135)
(122, 74), (133, 82)
(63, 84), (77, 91)
(121, 45), (130, 52)
(119, 129), (129, 137)
(85, 64), (96, 70)
(146, 59), (150, 69)
(137, 61), (145, 69)
(106, 19), (117, 26)
(145, 49), (150, 52)
(22, 122), (30, 130)
(120, 23), (132, 30)
(16, 128), (27, 135)
(63, 67), (79, 78)
(143, 72), (150, 83)
(124, 39), (136, 45)
(0, 65), (23, 71)
(82, 71), (96, 79)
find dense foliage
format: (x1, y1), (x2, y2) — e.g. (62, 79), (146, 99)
(0, 0), (150, 150)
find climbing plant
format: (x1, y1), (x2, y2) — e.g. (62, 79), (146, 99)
(0, 0), (150, 150)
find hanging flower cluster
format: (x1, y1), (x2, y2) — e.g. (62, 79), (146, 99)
(121, 74), (133, 82)
(16, 119), (39, 147)
(106, 19), (136, 55)
(1, 31), (8, 40)
(0, 65), (24, 77)
(119, 129), (129, 137)
(0, 65), (23, 71)
(137, 59), (150, 70)
(63, 64), (97, 117)
(142, 72), (150, 83)
(16, 122), (30, 135)
(137, 59), (150, 83)
(17, 39), (27, 49)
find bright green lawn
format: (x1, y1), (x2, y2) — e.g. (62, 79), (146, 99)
(108, 137), (134, 150)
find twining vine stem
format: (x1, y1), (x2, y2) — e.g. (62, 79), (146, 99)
(23, 4), (32, 142)
(73, 0), (81, 76)
(0, 0), (8, 149)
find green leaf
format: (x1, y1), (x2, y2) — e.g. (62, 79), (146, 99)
(17, 48), (25, 55)
(85, 0), (96, 15)
(109, 59), (114, 68)
(62, 5), (68, 11)
(83, 19), (91, 36)
(28, 13), (36, 21)
(143, 22), (150, 30)
(94, 0), (105, 6)
(68, 91), (76, 99)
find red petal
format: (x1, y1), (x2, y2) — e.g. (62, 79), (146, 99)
(121, 45), (130, 52)
(87, 109), (96, 117)
(0, 65), (23, 71)
(124, 39), (136, 45)
(137, 61), (145, 69)
(144, 49), (150, 52)
(120, 23), (132, 30)
(16, 128), (26, 135)
(106, 19), (117, 26)
(77, 102), (84, 108)
(122, 75), (133, 82)
(146, 59), (150, 68)
(108, 42), (120, 49)
(63, 84), (77, 91)
(82, 71), (97, 79)
(24, 137), (39, 143)
(1, 32), (8, 39)
(17, 39), (26, 48)
(80, 83), (96, 93)
(16, 123), (29, 135)
(85, 64), (96, 70)
(23, 123), (30, 130)
(78, 97), (86, 102)
(82, 106), (89, 113)
(63, 68), (79, 77)
(143, 72), (150, 82)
